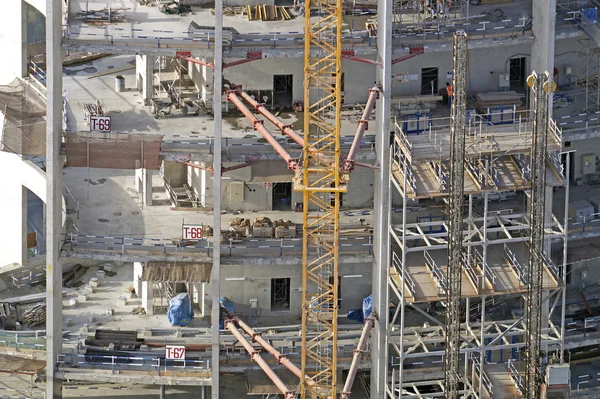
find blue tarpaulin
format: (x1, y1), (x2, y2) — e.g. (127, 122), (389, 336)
(583, 8), (598, 23)
(347, 309), (364, 323)
(167, 293), (194, 327)
(362, 295), (373, 319)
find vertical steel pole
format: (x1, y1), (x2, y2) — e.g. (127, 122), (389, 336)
(211, 0), (224, 394)
(560, 151), (571, 362)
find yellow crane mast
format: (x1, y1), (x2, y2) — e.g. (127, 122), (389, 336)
(297, 0), (345, 396)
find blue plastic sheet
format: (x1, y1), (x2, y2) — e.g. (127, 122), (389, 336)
(363, 294), (373, 319)
(583, 8), (598, 23)
(220, 297), (235, 314)
(167, 293), (194, 326)
(347, 309), (364, 323)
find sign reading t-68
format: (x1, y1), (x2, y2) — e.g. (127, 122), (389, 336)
(182, 225), (203, 240)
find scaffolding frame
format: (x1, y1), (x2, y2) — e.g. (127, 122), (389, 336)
(386, 89), (569, 398)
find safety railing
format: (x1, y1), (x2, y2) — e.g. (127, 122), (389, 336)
(61, 233), (373, 258)
(462, 253), (482, 293)
(472, 358), (494, 396)
(391, 251), (416, 298)
(28, 60), (46, 87)
(429, 161), (449, 192)
(0, 330), (48, 352)
(62, 181), (80, 219)
(8, 265), (46, 288)
(504, 244), (528, 286)
(508, 359), (525, 394)
(548, 151), (564, 179)
(512, 153), (531, 181)
(57, 353), (211, 376)
(542, 250), (561, 281)
(424, 250), (447, 295)
(567, 211), (600, 233)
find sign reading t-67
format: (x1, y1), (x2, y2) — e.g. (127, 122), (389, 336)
(182, 224), (203, 240)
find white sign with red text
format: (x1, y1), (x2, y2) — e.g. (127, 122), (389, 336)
(182, 224), (203, 240)
(165, 345), (186, 360)
(89, 115), (111, 132)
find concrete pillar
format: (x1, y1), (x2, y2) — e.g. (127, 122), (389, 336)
(133, 262), (143, 297)
(141, 281), (154, 315)
(159, 385), (166, 399)
(0, 0), (27, 84)
(201, 282), (206, 317)
(135, 168), (153, 206)
(46, 0), (64, 397)
(531, 0), (556, 111)
(370, 0), (392, 393)
(136, 55), (154, 106)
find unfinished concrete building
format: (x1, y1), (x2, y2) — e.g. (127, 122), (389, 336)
(3, 0), (600, 398)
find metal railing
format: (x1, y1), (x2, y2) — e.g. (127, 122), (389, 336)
(62, 233), (373, 258)
(424, 250), (447, 295)
(508, 359), (525, 394)
(391, 251), (416, 298)
(504, 244), (528, 285)
(472, 358), (494, 395)
(28, 60), (46, 87)
(57, 353), (210, 376)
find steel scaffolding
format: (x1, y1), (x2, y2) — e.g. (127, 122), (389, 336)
(444, 30), (468, 399)
(387, 75), (569, 398)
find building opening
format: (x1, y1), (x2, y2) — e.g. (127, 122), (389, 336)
(328, 276), (342, 308)
(509, 57), (526, 91)
(273, 75), (293, 107)
(271, 278), (290, 311)
(272, 182), (292, 211)
(421, 67), (438, 95)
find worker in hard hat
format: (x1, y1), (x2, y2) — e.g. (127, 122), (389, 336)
(446, 82), (453, 108)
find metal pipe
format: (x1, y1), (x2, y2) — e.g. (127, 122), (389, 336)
(224, 320), (295, 399)
(340, 316), (376, 399)
(226, 91), (298, 170)
(238, 90), (306, 147)
(231, 315), (308, 383)
(343, 86), (380, 172)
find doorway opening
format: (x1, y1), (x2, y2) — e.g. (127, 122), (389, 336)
(271, 278), (291, 311)
(509, 57), (526, 91)
(421, 67), (438, 95)
(272, 182), (292, 210)
(273, 75), (293, 107)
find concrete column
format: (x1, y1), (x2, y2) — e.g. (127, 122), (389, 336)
(531, 0), (556, 111)
(201, 282), (206, 317)
(135, 168), (153, 206)
(133, 262), (143, 297)
(159, 385), (165, 399)
(370, 0), (392, 394)
(0, 0), (27, 84)
(136, 55), (154, 106)
(46, 0), (64, 397)
(212, 0), (224, 396)
(141, 281), (154, 315)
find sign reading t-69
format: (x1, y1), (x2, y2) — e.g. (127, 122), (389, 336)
(89, 115), (111, 132)
(182, 225), (203, 240)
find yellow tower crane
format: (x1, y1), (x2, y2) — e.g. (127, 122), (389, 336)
(297, 0), (345, 396)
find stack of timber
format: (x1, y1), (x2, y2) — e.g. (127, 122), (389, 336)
(247, 5), (292, 21)
(273, 219), (297, 239)
(21, 302), (46, 327)
(474, 91), (522, 111)
(229, 217), (251, 237)
(221, 230), (244, 242)
(63, 264), (87, 288)
(252, 217), (274, 238)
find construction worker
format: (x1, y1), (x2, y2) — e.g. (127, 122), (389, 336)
(444, 0), (451, 18)
(446, 82), (452, 108)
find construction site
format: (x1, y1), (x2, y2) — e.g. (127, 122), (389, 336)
(4, 0), (600, 398)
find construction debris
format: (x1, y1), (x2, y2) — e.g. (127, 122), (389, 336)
(63, 264), (87, 288)
(159, 2), (191, 15)
(21, 302), (46, 327)
(131, 306), (146, 315)
(222, 230), (244, 242)
(74, 10), (127, 23)
(83, 101), (106, 118)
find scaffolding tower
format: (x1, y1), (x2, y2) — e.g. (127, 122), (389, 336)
(386, 73), (569, 397)
(444, 30), (468, 399)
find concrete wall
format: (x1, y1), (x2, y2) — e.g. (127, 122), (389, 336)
(0, 0), (27, 83)
(25, 2), (45, 44)
(163, 160), (187, 187)
(568, 257), (600, 290)
(564, 137), (600, 181)
(0, 152), (65, 268)
(207, 262), (372, 318)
